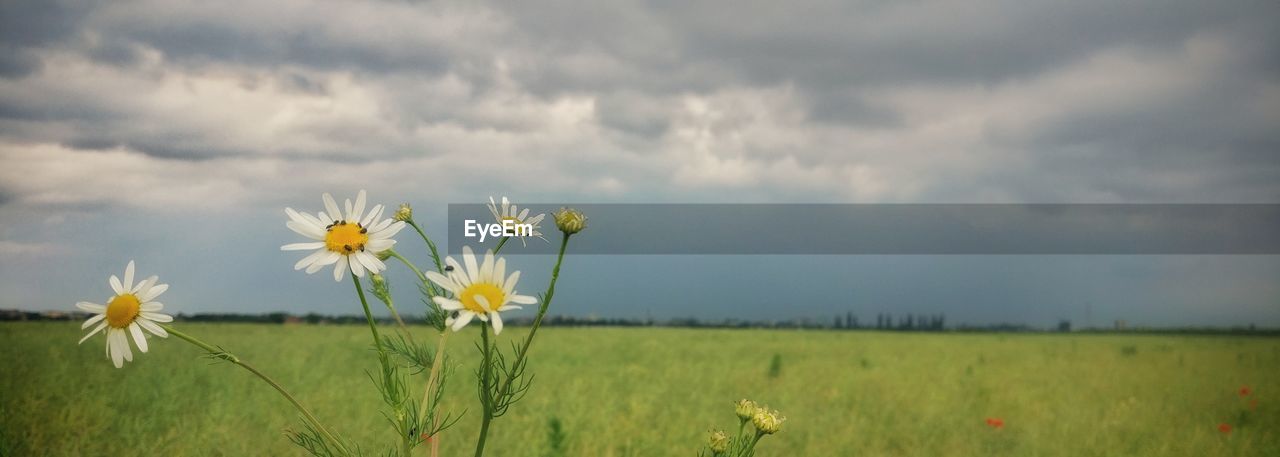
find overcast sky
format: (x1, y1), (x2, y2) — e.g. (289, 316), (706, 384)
(1, 0), (1277, 326)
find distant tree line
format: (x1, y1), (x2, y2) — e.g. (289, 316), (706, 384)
(4, 308), (1277, 335)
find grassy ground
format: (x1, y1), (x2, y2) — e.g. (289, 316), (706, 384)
(2, 322), (1277, 456)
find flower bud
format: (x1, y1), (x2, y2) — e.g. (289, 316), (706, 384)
(734, 399), (759, 421)
(375, 249), (394, 261)
(553, 207), (587, 235)
(393, 203), (414, 222)
(751, 408), (784, 435)
(370, 273), (392, 304)
(707, 430), (729, 453)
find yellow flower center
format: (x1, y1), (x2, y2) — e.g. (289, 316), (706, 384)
(325, 221), (369, 254)
(106, 294), (141, 329)
(458, 283), (505, 313)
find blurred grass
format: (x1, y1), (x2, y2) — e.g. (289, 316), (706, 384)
(2, 322), (1278, 456)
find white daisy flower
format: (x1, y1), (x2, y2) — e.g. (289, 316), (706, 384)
(76, 260), (173, 368)
(282, 189), (407, 281)
(425, 246), (538, 335)
(488, 196), (547, 246)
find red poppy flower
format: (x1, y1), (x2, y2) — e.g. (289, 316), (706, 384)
(1218, 423), (1232, 434)
(1239, 385), (1252, 397)
(985, 417), (1005, 429)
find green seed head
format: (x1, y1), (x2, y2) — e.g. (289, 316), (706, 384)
(553, 207), (587, 235)
(393, 203), (414, 222)
(707, 430), (729, 453)
(734, 399), (759, 421)
(751, 408), (784, 435)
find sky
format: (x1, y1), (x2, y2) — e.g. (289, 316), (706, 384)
(1, 0), (1277, 326)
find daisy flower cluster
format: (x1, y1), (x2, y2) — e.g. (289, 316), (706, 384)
(283, 190), (406, 281)
(74, 190), (591, 457)
(77, 261), (172, 368)
(425, 246), (538, 334)
(700, 399), (786, 457)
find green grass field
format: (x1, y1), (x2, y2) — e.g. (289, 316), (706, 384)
(2, 322), (1277, 456)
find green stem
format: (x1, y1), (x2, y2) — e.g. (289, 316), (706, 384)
(474, 233), (571, 455)
(492, 236), (510, 255)
(388, 249), (427, 283)
(353, 274), (388, 358)
(503, 233), (569, 374)
(163, 325), (348, 455)
(748, 432), (764, 453)
(474, 324), (494, 457)
(407, 220), (445, 273)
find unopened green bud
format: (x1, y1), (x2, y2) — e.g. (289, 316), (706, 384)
(370, 273), (392, 304)
(734, 399), (759, 421)
(553, 207), (586, 235)
(751, 408), (784, 435)
(375, 249), (394, 261)
(707, 430), (729, 453)
(393, 203), (413, 222)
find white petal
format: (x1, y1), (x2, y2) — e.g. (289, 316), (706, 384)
(349, 254), (366, 277)
(287, 221), (326, 239)
(137, 318), (168, 338)
(282, 242), (326, 251)
(296, 210), (329, 231)
(474, 294), (492, 312)
(361, 204), (384, 228)
(139, 284), (167, 302)
(129, 322), (148, 353)
(503, 271), (521, 296)
(502, 197), (511, 218)
(479, 251), (495, 283)
(140, 302), (164, 312)
(322, 193), (342, 223)
(123, 261), (136, 292)
(133, 276), (158, 295)
(445, 256), (470, 286)
(110, 331), (127, 367)
(119, 332), (133, 362)
(488, 196), (501, 220)
(462, 246), (479, 281)
(491, 313), (504, 335)
(76, 301), (105, 313)
(81, 314), (105, 329)
(79, 321), (107, 344)
(316, 251), (342, 266)
(367, 239), (396, 252)
(497, 304), (523, 312)
(305, 262), (326, 274)
(287, 207), (328, 230)
(425, 271), (458, 293)
(494, 258), (507, 288)
(109, 275), (123, 295)
(369, 220), (405, 240)
(294, 249), (328, 270)
(509, 294), (538, 305)
(451, 311), (475, 331)
(333, 256), (348, 281)
(350, 190), (367, 221)
(355, 251), (385, 274)
(369, 217), (394, 233)
(140, 312), (173, 323)
(433, 297), (463, 311)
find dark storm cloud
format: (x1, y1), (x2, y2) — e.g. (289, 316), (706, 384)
(0, 0), (1276, 197)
